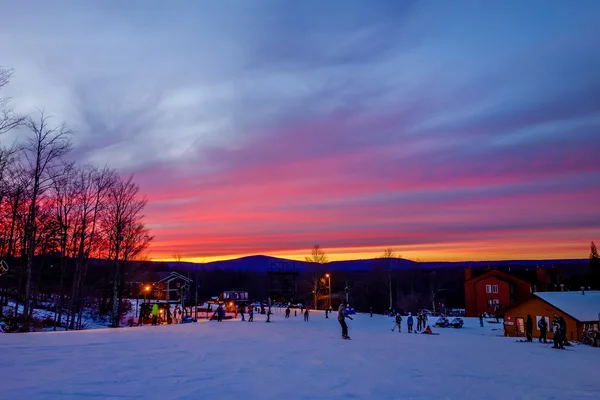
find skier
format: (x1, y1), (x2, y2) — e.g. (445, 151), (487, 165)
(266, 309), (272, 323)
(304, 308), (309, 321)
(559, 316), (568, 347)
(407, 313), (414, 333)
(538, 317), (547, 343)
(552, 316), (563, 349)
(325, 308), (329, 318)
(525, 314), (533, 342)
(479, 314), (484, 327)
(248, 308), (254, 322)
(391, 313), (402, 332)
(285, 307), (291, 319)
(240, 306), (245, 321)
(338, 302), (353, 339)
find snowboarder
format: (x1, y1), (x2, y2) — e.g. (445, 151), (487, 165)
(423, 325), (433, 334)
(407, 313), (414, 333)
(525, 314), (533, 342)
(338, 302), (353, 339)
(248, 308), (254, 322)
(391, 313), (402, 332)
(538, 317), (547, 343)
(285, 307), (291, 319)
(266, 309), (272, 323)
(304, 308), (309, 321)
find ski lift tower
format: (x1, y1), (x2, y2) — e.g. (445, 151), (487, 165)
(267, 261), (299, 304)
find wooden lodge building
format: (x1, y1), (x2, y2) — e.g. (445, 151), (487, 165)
(503, 290), (600, 342)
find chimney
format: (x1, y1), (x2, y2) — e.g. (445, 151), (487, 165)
(464, 267), (472, 282)
(536, 267), (548, 291)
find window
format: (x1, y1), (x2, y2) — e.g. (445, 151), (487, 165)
(486, 284), (492, 293)
(492, 285), (498, 293)
(492, 299), (499, 305)
(487, 299), (493, 307)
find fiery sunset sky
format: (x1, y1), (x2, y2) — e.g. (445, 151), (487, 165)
(2, 1), (600, 262)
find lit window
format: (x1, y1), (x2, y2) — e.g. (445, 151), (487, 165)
(487, 299), (493, 307)
(486, 285), (492, 293)
(493, 299), (499, 304)
(492, 285), (498, 293)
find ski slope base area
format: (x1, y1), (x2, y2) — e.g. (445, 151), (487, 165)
(1, 311), (598, 400)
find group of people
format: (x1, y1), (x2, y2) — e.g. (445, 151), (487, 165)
(523, 314), (568, 349)
(284, 306), (310, 321)
(391, 312), (433, 334)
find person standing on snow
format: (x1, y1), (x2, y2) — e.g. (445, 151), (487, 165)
(391, 313), (402, 332)
(304, 308), (309, 321)
(538, 317), (547, 343)
(338, 302), (353, 339)
(407, 313), (414, 333)
(525, 315), (533, 342)
(370, 307), (373, 317)
(479, 314), (484, 327)
(416, 313), (423, 331)
(248, 307), (254, 322)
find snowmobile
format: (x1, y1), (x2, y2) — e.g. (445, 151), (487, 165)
(449, 317), (464, 328)
(435, 315), (449, 328)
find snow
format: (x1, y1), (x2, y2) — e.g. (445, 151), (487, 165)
(534, 291), (600, 322)
(1, 311), (598, 399)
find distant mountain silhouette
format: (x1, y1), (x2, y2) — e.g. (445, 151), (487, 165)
(152, 255), (588, 273)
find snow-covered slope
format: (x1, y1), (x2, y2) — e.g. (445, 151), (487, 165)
(1, 311), (597, 399)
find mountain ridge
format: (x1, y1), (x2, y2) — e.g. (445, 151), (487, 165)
(153, 254), (588, 273)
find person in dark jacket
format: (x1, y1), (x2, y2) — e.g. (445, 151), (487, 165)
(559, 317), (568, 346)
(391, 313), (402, 332)
(338, 303), (353, 339)
(525, 314), (533, 342)
(304, 308), (309, 321)
(538, 317), (548, 343)
(552, 316), (563, 349)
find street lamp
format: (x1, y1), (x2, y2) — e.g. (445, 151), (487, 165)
(325, 274), (331, 309)
(144, 285), (151, 303)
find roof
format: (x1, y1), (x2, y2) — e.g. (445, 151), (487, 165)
(534, 291), (600, 322)
(466, 269), (530, 286)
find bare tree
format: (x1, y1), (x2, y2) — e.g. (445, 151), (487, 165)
(305, 245), (328, 309)
(172, 251), (183, 262)
(380, 248), (400, 310)
(101, 175), (148, 327)
(49, 163), (77, 329)
(428, 270), (447, 313)
(21, 111), (72, 330)
(0, 67), (24, 134)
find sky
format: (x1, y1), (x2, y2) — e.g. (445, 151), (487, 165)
(1, 1), (600, 263)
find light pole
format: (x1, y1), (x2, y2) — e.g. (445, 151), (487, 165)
(325, 274), (331, 309)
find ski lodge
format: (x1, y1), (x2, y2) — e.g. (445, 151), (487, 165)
(503, 290), (600, 342)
